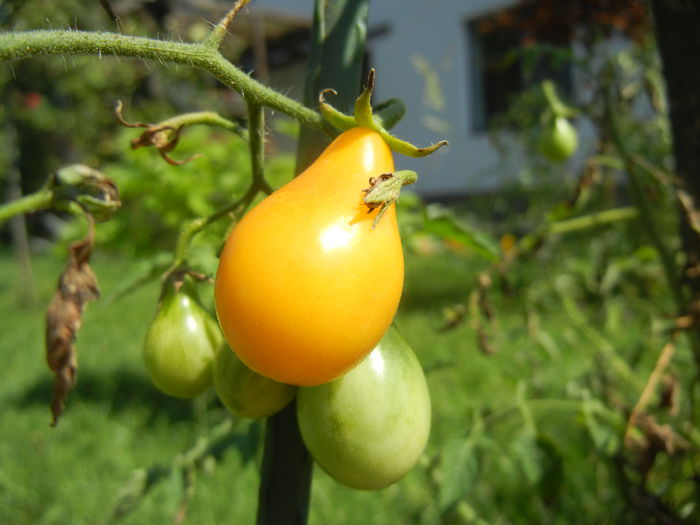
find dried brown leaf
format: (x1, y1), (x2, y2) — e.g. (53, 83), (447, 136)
(45, 222), (100, 426)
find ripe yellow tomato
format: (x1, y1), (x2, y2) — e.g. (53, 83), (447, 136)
(215, 127), (403, 386)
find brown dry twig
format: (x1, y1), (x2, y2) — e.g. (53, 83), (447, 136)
(624, 337), (681, 452)
(45, 216), (100, 426)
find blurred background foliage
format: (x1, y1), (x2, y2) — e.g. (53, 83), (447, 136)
(2, 1), (700, 524)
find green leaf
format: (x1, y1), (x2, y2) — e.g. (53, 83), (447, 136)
(581, 398), (622, 456)
(422, 205), (500, 261)
(509, 432), (564, 505)
(438, 437), (480, 512)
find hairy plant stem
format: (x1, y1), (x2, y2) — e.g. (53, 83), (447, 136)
(0, 30), (331, 134)
(152, 111), (245, 137)
(247, 101), (273, 195)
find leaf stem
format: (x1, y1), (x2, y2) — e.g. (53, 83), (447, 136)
(247, 101), (273, 194)
(155, 111), (246, 138)
(545, 206), (638, 236)
(0, 30), (328, 133)
(166, 185), (258, 277)
(204, 0), (252, 49)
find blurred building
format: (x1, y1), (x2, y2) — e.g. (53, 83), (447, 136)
(166, 0), (584, 198)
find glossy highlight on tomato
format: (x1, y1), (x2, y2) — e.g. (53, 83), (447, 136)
(143, 277), (222, 398)
(297, 326), (431, 490)
(215, 127), (404, 386)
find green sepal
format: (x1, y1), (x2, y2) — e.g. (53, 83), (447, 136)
(354, 69), (377, 129)
(319, 68), (448, 158)
(363, 170), (418, 228)
(319, 89), (356, 132)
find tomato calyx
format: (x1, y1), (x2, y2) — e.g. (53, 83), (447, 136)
(362, 170), (418, 228)
(158, 267), (210, 304)
(319, 69), (448, 159)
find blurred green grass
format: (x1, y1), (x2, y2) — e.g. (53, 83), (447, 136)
(0, 241), (686, 524)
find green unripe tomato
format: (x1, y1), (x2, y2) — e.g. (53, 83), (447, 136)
(213, 343), (296, 418)
(297, 326), (431, 490)
(143, 277), (222, 398)
(536, 116), (578, 162)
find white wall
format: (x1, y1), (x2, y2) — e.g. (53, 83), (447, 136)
(254, 0), (534, 197)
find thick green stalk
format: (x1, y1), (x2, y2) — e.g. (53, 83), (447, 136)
(0, 30), (327, 133)
(545, 207), (638, 236)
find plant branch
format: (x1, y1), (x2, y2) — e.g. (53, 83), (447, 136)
(0, 30), (328, 133)
(0, 186), (54, 224)
(247, 101), (273, 194)
(603, 70), (700, 370)
(205, 0), (252, 49)
(624, 338), (677, 446)
(145, 111), (246, 138)
(166, 185), (259, 277)
(604, 78), (686, 313)
(544, 206), (638, 236)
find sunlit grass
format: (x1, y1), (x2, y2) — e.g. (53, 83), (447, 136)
(0, 240), (684, 524)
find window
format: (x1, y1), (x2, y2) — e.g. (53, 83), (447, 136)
(467, 10), (572, 132)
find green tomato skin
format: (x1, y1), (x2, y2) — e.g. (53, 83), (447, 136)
(537, 117), (578, 162)
(143, 279), (222, 398)
(213, 343), (296, 419)
(297, 326), (431, 490)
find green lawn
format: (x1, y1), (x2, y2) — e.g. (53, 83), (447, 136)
(0, 240), (690, 524)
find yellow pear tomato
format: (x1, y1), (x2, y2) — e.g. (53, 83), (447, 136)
(215, 127), (403, 386)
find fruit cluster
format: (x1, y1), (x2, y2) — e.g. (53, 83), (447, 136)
(143, 127), (431, 490)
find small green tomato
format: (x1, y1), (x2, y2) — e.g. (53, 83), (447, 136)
(537, 116), (578, 162)
(143, 277), (221, 398)
(213, 343), (296, 419)
(297, 326), (431, 490)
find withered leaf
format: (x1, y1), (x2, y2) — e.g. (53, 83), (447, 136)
(45, 223), (100, 426)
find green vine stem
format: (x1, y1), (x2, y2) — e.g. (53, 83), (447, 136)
(0, 186), (53, 224)
(246, 101), (273, 195)
(122, 108), (247, 139)
(0, 30), (331, 135)
(544, 206), (638, 236)
(165, 185), (258, 279)
(204, 0), (251, 50)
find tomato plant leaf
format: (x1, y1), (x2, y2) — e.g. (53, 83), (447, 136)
(438, 437), (479, 513)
